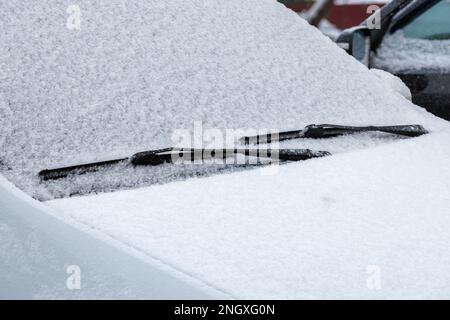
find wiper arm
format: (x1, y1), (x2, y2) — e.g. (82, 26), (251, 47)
(39, 147), (330, 181)
(240, 124), (429, 145)
(38, 124), (428, 181)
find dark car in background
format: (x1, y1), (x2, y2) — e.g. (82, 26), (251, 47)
(337, 0), (450, 120)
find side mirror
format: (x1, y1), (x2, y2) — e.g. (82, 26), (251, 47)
(336, 27), (371, 66)
(351, 30), (371, 66)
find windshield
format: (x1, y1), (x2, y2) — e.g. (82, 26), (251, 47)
(403, 0), (450, 40)
(0, 1), (445, 201)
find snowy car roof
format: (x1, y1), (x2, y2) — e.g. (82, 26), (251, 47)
(0, 0), (447, 200)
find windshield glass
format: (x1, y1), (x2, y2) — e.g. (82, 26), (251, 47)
(403, 0), (450, 40)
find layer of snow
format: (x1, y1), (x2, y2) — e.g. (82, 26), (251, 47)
(48, 129), (450, 299)
(373, 31), (450, 73)
(0, 175), (224, 299)
(0, 0), (447, 200)
(369, 68), (412, 101)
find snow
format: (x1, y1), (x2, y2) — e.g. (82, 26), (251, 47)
(48, 129), (450, 299)
(2, 0), (450, 299)
(0, 174), (227, 299)
(369, 68), (412, 101)
(0, 0), (447, 201)
(373, 31), (450, 73)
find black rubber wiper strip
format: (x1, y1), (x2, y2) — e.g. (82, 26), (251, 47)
(240, 124), (428, 145)
(39, 147), (330, 181)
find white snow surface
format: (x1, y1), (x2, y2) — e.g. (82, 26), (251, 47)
(373, 31), (450, 73)
(0, 175), (224, 299)
(369, 68), (412, 101)
(48, 129), (450, 299)
(0, 0), (447, 200)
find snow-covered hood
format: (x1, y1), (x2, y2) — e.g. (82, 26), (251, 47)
(47, 129), (450, 299)
(0, 174), (226, 299)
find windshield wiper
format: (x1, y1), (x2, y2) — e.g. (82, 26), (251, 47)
(39, 124), (428, 181)
(39, 147), (330, 181)
(240, 124), (429, 145)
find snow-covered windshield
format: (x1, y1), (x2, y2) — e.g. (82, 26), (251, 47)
(0, 0), (446, 201)
(373, 0), (450, 73)
(373, 30), (450, 73)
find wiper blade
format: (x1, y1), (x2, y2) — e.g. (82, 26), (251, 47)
(240, 124), (429, 145)
(39, 147), (330, 181)
(39, 157), (128, 182)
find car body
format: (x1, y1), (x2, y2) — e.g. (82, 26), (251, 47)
(1, 0), (450, 299)
(0, 175), (223, 299)
(337, 0), (450, 120)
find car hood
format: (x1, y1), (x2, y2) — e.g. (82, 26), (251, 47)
(48, 128), (450, 299)
(0, 174), (226, 299)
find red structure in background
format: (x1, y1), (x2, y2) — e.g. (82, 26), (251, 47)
(285, 2), (386, 29)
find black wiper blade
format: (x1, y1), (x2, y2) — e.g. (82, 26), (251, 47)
(39, 147), (330, 181)
(240, 124), (429, 145)
(38, 157), (129, 181)
(130, 148), (330, 165)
